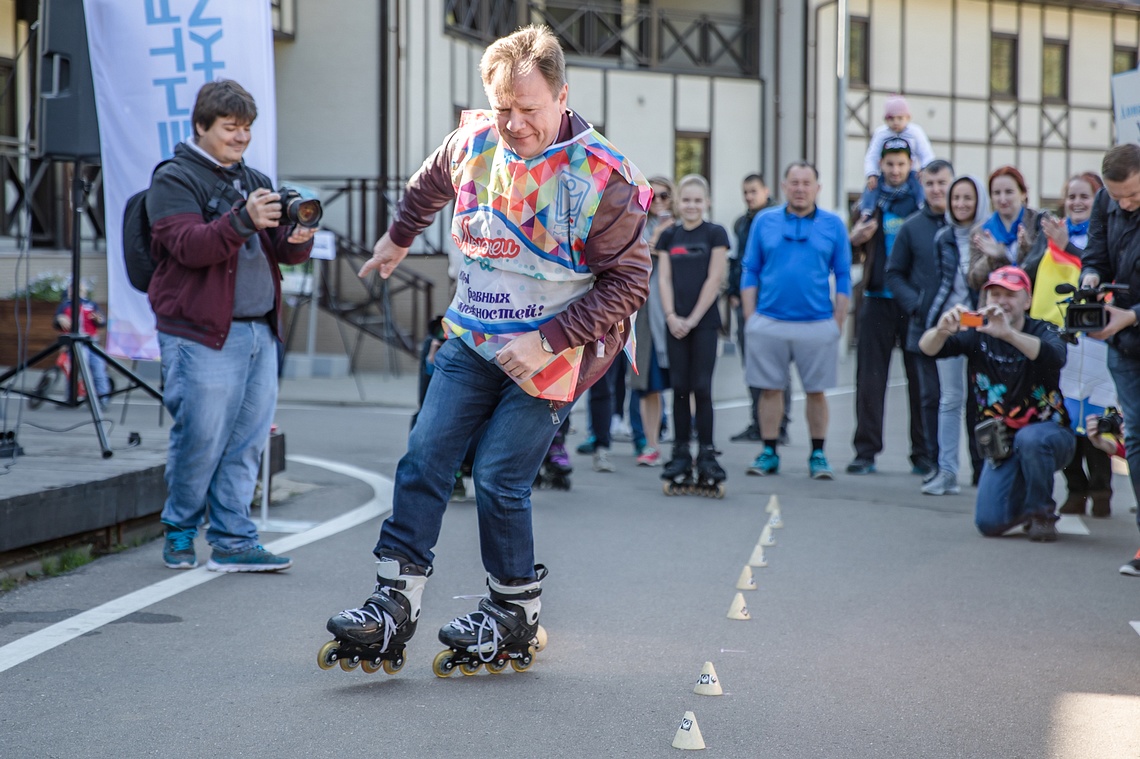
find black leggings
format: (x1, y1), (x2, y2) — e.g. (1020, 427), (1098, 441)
(666, 327), (718, 448)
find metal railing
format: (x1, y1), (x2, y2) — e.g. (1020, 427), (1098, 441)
(445, 0), (759, 77)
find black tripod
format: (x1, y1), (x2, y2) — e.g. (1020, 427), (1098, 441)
(0, 161), (164, 458)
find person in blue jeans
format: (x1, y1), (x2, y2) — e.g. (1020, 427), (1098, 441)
(147, 80), (315, 572)
(919, 266), (1074, 541)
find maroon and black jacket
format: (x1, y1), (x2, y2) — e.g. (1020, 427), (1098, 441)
(146, 142), (313, 349)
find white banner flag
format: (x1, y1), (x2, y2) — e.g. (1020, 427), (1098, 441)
(83, 0), (277, 360)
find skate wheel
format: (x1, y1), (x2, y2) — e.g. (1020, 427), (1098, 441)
(485, 657), (509, 674)
(459, 660), (482, 676)
(360, 659), (382, 674)
(715, 483), (726, 499)
(510, 647), (536, 672)
(317, 640), (340, 670)
(339, 656), (360, 671)
(432, 649), (457, 678)
(382, 657), (404, 675)
(662, 481), (675, 496)
(533, 625), (548, 652)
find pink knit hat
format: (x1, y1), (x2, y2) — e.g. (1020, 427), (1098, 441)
(884, 95), (910, 118)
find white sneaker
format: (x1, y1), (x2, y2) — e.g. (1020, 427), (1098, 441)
(593, 447), (615, 472)
(921, 470), (960, 496)
(610, 415), (632, 442)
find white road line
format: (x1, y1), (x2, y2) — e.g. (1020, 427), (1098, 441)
(1056, 515), (1091, 536)
(0, 456), (391, 676)
(1131, 621), (1140, 638)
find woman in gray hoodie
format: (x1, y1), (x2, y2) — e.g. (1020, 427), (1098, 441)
(921, 176), (990, 495)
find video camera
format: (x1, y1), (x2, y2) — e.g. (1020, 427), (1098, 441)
(276, 187), (323, 228)
(1055, 282), (1130, 339)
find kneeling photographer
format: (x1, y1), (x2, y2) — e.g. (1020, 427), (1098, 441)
(919, 266), (1074, 541)
(1081, 144), (1140, 574)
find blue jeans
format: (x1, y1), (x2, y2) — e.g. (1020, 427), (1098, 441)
(158, 322), (278, 552)
(935, 355), (966, 475)
(975, 420), (1076, 536)
(376, 339), (565, 581)
(1107, 347), (1140, 532)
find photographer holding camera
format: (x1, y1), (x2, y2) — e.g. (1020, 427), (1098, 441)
(148, 80), (316, 572)
(919, 266), (1074, 541)
(1079, 143), (1140, 575)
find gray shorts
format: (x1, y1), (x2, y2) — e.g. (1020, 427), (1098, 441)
(744, 314), (840, 392)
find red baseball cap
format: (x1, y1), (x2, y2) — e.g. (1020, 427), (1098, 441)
(983, 266), (1032, 294)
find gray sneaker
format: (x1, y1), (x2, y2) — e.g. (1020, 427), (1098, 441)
(593, 447), (615, 473)
(207, 545), (293, 573)
(921, 470), (961, 496)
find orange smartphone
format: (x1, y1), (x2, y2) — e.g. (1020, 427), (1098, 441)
(960, 311), (984, 328)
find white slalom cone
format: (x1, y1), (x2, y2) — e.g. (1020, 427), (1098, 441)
(672, 711), (706, 750)
(735, 565), (756, 590)
(760, 524), (776, 547)
(693, 661), (723, 696)
(768, 510), (783, 529)
(765, 494), (780, 514)
(726, 592), (751, 620)
(748, 543), (767, 567)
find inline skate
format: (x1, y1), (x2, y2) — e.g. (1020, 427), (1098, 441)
(432, 565), (549, 677)
(318, 553), (430, 674)
(661, 446), (695, 496)
(534, 434), (572, 490)
(694, 444), (727, 498)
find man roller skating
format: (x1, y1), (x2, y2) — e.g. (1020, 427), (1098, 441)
(320, 25), (651, 677)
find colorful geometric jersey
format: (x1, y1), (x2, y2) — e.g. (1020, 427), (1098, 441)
(442, 110), (650, 401)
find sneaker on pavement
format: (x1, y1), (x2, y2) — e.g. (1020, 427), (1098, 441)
(921, 470), (961, 496)
(809, 450), (834, 480)
(576, 435), (597, 454)
(846, 459), (877, 475)
(636, 447), (661, 467)
(1119, 549), (1140, 576)
(730, 424), (762, 442)
(207, 545), (293, 573)
(747, 446), (779, 476)
(1027, 516), (1059, 543)
(610, 415), (633, 442)
(911, 460), (936, 477)
(593, 447), (616, 472)
(163, 531), (198, 570)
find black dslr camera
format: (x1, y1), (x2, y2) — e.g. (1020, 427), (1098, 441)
(1055, 282), (1130, 339)
(1096, 408), (1123, 437)
(276, 187), (323, 228)
(975, 417), (1013, 463)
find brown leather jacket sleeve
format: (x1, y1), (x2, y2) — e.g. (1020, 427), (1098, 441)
(387, 129), (463, 247)
(540, 173), (651, 353)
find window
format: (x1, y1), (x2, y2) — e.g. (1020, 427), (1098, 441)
(991, 34), (1018, 98)
(849, 17), (869, 88)
(0, 59), (15, 138)
(271, 0), (295, 41)
(1115, 47), (1138, 75)
(675, 133), (710, 182)
(1042, 40), (1068, 101)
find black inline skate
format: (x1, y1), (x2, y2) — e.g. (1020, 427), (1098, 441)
(694, 444), (727, 498)
(432, 565), (549, 677)
(661, 446), (695, 496)
(534, 433), (572, 490)
(319, 553), (430, 674)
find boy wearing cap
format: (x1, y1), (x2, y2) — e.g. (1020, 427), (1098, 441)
(918, 266), (1075, 542)
(848, 139), (933, 476)
(864, 95), (936, 191)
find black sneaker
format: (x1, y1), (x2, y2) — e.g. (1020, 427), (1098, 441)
(730, 425), (762, 443)
(1119, 549), (1140, 576)
(1027, 517), (1058, 543)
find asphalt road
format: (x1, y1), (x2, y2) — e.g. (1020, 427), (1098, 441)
(2, 365), (1139, 758)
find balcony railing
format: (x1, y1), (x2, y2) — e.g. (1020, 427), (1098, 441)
(445, 0), (759, 78)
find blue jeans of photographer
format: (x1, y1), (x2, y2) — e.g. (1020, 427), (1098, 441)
(975, 420), (1076, 536)
(376, 338), (566, 582)
(1107, 347), (1140, 532)
(159, 321), (278, 551)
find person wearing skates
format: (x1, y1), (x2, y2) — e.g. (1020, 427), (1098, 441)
(322, 26), (652, 676)
(656, 174), (730, 496)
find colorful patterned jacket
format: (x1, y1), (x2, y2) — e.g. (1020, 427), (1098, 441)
(389, 110), (652, 402)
